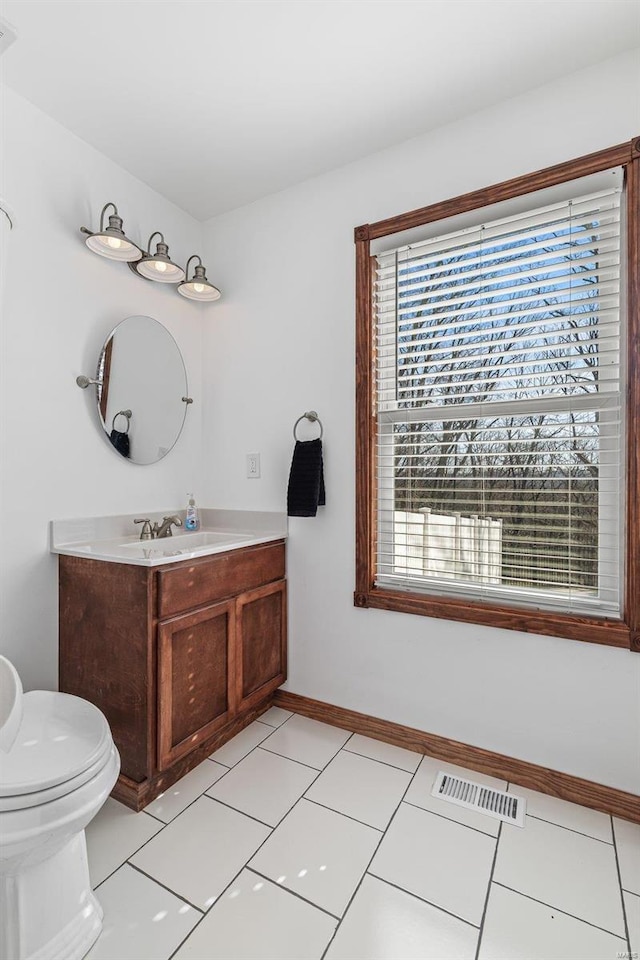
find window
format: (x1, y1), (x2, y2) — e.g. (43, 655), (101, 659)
(354, 138), (640, 650)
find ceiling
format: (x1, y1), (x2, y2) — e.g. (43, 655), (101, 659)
(2, 0), (639, 220)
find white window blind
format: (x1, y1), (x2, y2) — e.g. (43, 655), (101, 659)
(374, 181), (624, 616)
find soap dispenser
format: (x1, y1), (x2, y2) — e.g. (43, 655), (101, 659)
(185, 494), (200, 531)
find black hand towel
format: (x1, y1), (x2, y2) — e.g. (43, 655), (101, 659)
(287, 438), (326, 517)
(109, 429), (130, 459)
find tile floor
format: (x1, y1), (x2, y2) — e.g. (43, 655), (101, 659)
(85, 706), (640, 960)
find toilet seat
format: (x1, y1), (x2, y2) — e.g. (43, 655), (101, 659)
(0, 690), (112, 810)
(0, 739), (114, 812)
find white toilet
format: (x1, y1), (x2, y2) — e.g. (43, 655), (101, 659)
(0, 656), (120, 960)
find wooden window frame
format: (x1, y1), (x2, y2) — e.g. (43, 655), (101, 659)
(354, 136), (640, 651)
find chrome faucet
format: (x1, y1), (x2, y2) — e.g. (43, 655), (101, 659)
(134, 516), (183, 540)
(153, 515), (183, 539)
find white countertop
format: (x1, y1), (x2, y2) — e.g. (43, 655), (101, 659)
(50, 509), (287, 567)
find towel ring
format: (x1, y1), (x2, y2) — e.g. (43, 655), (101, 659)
(112, 409), (132, 434)
(293, 410), (323, 441)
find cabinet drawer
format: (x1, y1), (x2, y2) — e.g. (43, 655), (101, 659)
(157, 541), (285, 618)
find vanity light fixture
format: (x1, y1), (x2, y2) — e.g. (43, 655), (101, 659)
(80, 202), (142, 262)
(134, 231), (185, 283)
(80, 204), (221, 303)
(177, 255), (222, 302)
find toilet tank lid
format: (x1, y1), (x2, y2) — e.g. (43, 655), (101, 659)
(0, 691), (112, 796)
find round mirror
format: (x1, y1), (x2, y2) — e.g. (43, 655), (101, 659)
(95, 316), (188, 464)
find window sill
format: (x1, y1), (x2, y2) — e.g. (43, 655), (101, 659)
(354, 586), (635, 650)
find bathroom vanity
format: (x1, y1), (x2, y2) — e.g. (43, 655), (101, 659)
(53, 511), (287, 811)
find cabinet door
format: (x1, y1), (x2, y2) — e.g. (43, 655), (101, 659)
(236, 579), (287, 712)
(158, 599), (236, 770)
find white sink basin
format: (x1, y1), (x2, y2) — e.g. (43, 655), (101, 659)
(120, 531), (252, 550)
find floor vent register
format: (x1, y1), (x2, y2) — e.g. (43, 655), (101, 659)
(431, 771), (526, 827)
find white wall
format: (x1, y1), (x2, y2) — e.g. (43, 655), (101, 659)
(202, 50), (640, 793)
(0, 87), (204, 691)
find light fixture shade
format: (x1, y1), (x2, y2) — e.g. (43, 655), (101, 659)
(82, 204), (142, 262)
(85, 231), (141, 261)
(177, 260), (221, 302)
(135, 233), (185, 283)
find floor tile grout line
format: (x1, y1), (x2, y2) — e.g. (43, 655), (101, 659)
(474, 817), (502, 960)
(328, 746), (418, 782)
(207, 739), (329, 834)
(320, 757), (419, 960)
(492, 881), (629, 941)
(256, 704), (294, 727)
(93, 855), (141, 893)
(402, 800), (500, 839)
(611, 814), (633, 956)
(303, 796), (385, 833)
(526, 812), (614, 846)
(246, 764), (327, 831)
(144, 758), (233, 824)
(209, 710), (321, 773)
(165, 861), (264, 960)
(92, 812), (168, 891)
(342, 744), (421, 774)
(125, 861), (205, 914)
(205, 772), (315, 829)
(259, 726), (355, 775)
(166, 908), (208, 959)
(200, 791), (275, 829)
(165, 858), (274, 959)
(365, 871), (481, 930)
(245, 866), (342, 922)
(262, 716), (357, 775)
(335, 731), (356, 760)
(322, 735), (356, 770)
(213, 706), (299, 766)
(258, 744), (323, 771)
(207, 757), (232, 769)
(136, 734), (271, 837)
(143, 810), (168, 825)
(142, 764), (236, 829)
(209, 718), (281, 767)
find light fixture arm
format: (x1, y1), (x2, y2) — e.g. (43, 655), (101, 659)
(99, 202), (118, 232)
(184, 255), (203, 281)
(145, 231), (164, 255)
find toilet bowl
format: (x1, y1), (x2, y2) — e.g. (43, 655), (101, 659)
(0, 657), (120, 960)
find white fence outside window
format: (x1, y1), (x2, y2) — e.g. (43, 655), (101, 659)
(393, 509), (503, 585)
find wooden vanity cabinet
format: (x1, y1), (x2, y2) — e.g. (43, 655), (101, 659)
(59, 540), (286, 810)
